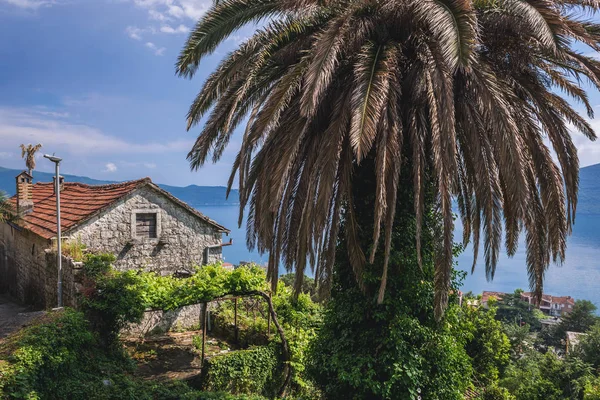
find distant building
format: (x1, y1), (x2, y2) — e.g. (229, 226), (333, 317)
(521, 292), (575, 317)
(0, 172), (229, 308)
(481, 291), (506, 308)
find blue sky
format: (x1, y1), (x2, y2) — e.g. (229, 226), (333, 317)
(2, 1), (600, 188)
(0, 0), (256, 186)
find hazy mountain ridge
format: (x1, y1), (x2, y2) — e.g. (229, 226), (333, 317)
(0, 167), (240, 207)
(577, 163), (600, 215)
(1, 164), (598, 211)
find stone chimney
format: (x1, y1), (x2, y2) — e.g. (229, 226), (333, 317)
(53, 175), (64, 194)
(16, 171), (34, 214)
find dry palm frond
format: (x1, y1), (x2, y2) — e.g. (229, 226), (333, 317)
(178, 0), (599, 320)
(19, 143), (42, 175)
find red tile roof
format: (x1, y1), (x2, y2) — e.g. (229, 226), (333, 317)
(10, 178), (228, 239)
(521, 292), (573, 305)
(481, 291), (506, 303)
(521, 292), (552, 303)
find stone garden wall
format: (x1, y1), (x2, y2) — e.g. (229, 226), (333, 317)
(0, 223), (50, 307)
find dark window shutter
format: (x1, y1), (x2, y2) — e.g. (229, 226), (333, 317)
(136, 213), (157, 238)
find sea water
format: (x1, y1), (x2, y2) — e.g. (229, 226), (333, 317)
(198, 205), (600, 307)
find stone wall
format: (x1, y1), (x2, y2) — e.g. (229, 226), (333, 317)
(0, 223), (50, 307)
(70, 186), (224, 275)
(124, 304), (204, 337)
(43, 252), (82, 308)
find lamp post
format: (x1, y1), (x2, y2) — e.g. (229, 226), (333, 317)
(44, 154), (63, 308)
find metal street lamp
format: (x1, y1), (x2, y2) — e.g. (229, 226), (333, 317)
(44, 154), (63, 308)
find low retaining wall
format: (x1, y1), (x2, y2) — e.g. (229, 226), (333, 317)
(125, 303), (206, 337)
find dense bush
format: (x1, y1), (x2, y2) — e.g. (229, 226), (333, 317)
(499, 351), (594, 399)
(576, 322), (600, 369)
(461, 305), (510, 385)
(80, 254), (147, 345)
(0, 308), (271, 400)
(201, 344), (281, 397)
(211, 282), (323, 397)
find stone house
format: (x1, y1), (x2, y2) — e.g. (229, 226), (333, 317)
(0, 172), (230, 308)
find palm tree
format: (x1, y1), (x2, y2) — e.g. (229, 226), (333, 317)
(20, 143), (42, 176)
(177, 0), (599, 319)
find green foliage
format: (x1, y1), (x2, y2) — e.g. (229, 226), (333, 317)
(307, 165), (473, 399)
(476, 385), (516, 400)
(575, 322), (600, 369)
(80, 254), (146, 345)
(134, 263), (268, 311)
(562, 301), (599, 334)
(56, 237), (87, 262)
(211, 282), (322, 397)
(279, 274), (316, 298)
(499, 351), (594, 399)
(494, 290), (541, 330)
(0, 308), (270, 400)
(461, 306), (510, 385)
(584, 376), (600, 399)
(503, 322), (531, 359)
(201, 345), (280, 397)
(79, 255), (268, 344)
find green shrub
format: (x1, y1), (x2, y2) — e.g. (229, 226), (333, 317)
(0, 308), (271, 400)
(0, 309), (131, 399)
(477, 385), (516, 400)
(201, 344), (281, 396)
(79, 254), (146, 345)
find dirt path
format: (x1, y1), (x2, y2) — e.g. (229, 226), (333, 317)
(124, 331), (234, 382)
(0, 294), (45, 339)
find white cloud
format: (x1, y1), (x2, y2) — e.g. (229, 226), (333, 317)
(160, 24), (189, 34)
(129, 0), (211, 22)
(145, 41), (166, 56)
(570, 120), (600, 167)
(148, 9), (170, 21)
(0, 0), (56, 9)
(0, 107), (193, 156)
(125, 26), (144, 41)
(103, 162), (118, 173)
(122, 161), (157, 169)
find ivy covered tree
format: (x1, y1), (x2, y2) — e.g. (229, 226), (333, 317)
(176, 0), (600, 397)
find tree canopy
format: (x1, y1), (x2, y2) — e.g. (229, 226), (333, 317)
(178, 0), (600, 318)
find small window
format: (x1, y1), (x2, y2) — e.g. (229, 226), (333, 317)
(136, 213), (157, 239)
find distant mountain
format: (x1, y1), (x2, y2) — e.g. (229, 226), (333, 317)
(1, 163), (598, 211)
(0, 167), (240, 207)
(578, 163), (600, 215)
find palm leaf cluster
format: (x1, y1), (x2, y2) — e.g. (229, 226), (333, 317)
(20, 143), (42, 176)
(178, 0), (600, 318)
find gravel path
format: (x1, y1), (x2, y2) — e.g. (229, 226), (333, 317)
(0, 294), (44, 339)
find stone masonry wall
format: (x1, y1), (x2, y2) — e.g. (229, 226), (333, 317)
(44, 252), (82, 308)
(69, 186), (224, 275)
(0, 223), (50, 307)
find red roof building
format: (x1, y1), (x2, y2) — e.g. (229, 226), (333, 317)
(1, 172), (229, 308)
(521, 292), (575, 316)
